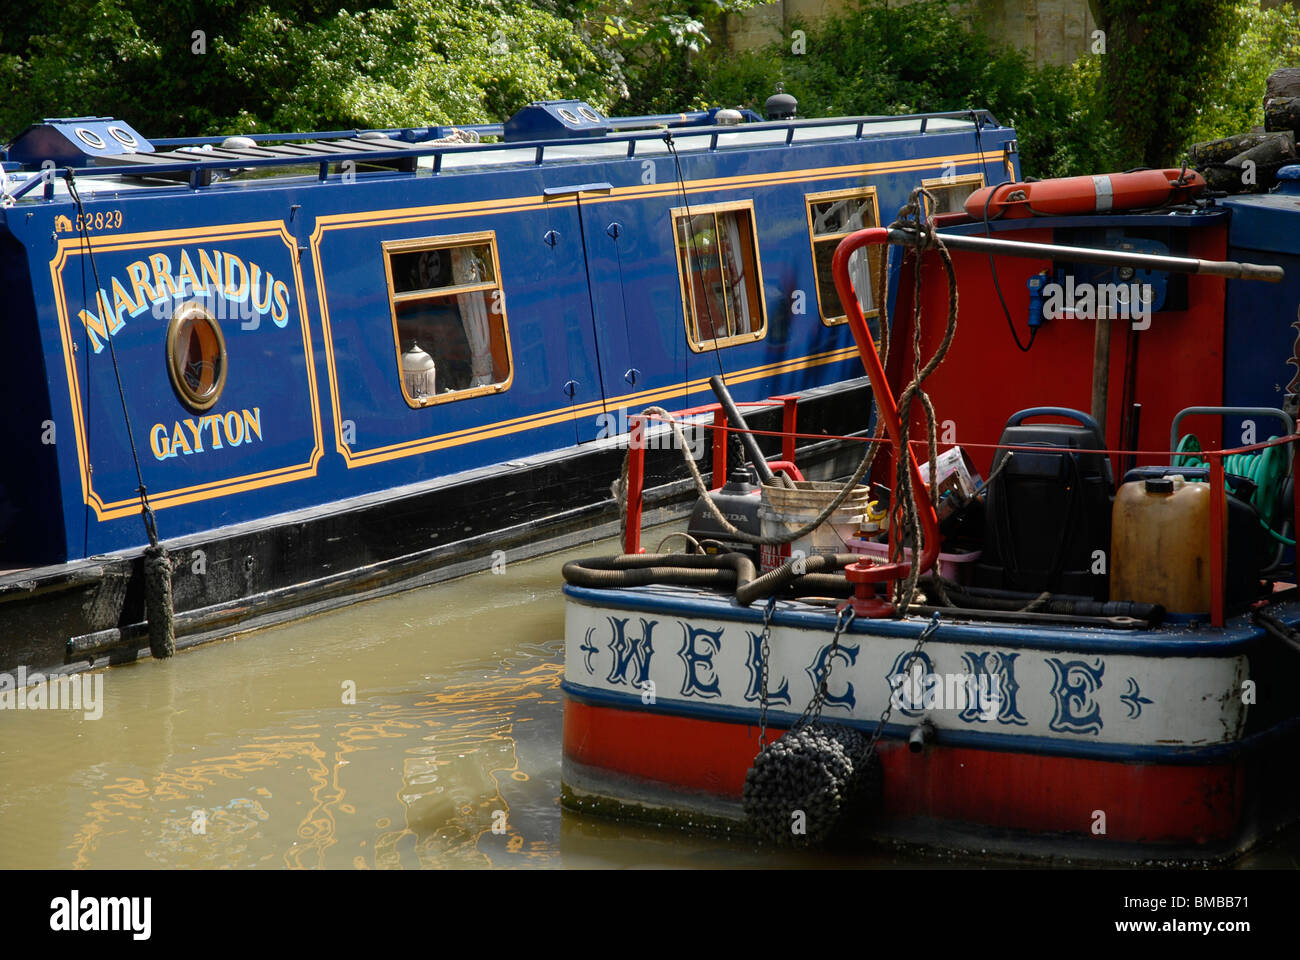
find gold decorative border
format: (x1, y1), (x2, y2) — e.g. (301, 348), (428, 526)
(48, 221), (324, 521)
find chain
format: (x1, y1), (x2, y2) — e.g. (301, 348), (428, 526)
(757, 595), (777, 748)
(861, 611), (942, 762)
(794, 605), (856, 729)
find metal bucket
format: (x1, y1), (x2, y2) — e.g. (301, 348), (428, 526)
(757, 481), (870, 572)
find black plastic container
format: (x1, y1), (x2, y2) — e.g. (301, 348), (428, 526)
(974, 407), (1114, 598)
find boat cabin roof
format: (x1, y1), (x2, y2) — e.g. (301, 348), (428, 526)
(1, 101), (1003, 205)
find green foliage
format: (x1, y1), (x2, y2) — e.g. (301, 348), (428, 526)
(221, 1), (619, 132)
(0, 0), (622, 138)
(1184, 1), (1300, 148)
(1093, 0), (1242, 167)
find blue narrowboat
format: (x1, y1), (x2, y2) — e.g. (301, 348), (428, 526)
(0, 99), (1018, 673)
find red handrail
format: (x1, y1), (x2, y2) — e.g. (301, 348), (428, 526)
(622, 403), (805, 554)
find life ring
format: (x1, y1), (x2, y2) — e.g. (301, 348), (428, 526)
(963, 169), (1207, 220)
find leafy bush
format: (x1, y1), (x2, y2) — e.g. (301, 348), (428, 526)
(624, 0), (1116, 178)
(221, 1), (621, 132)
(0, 0), (623, 138)
(1183, 1), (1300, 149)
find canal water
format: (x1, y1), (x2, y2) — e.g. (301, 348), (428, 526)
(0, 527), (1296, 870)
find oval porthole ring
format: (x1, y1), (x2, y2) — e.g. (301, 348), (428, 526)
(166, 301), (228, 412)
(75, 128), (107, 150)
(107, 126), (138, 149)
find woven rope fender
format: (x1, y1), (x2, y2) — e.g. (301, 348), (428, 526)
(742, 722), (882, 847)
(143, 543), (176, 659)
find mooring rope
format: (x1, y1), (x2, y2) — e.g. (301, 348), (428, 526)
(888, 186), (957, 614)
(66, 170), (175, 659)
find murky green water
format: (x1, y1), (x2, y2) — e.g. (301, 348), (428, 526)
(0, 528), (1296, 869)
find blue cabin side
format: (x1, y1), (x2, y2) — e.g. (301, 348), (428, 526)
(0, 107), (1018, 563)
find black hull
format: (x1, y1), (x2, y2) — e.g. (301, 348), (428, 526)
(1, 381), (872, 674)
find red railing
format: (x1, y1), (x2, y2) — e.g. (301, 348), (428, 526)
(622, 400), (804, 556)
(832, 228), (941, 616)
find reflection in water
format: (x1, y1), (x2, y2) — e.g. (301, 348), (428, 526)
(65, 657), (563, 870)
(0, 533), (577, 871)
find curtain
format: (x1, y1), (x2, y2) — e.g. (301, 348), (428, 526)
(452, 247), (495, 387)
(719, 212), (751, 334)
(840, 200), (873, 315)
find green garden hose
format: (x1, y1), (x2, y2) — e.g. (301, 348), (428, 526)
(1174, 433), (1294, 545)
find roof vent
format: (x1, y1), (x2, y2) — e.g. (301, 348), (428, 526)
(5, 117), (154, 167)
(765, 83), (798, 121)
(504, 100), (609, 142)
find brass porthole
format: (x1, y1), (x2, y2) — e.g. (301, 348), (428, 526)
(166, 302), (228, 412)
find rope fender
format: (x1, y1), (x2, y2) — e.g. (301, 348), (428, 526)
(143, 543), (175, 659)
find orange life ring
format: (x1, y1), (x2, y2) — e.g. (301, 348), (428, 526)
(963, 169), (1206, 220)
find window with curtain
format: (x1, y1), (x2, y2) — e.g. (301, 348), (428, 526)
(805, 187), (882, 326)
(922, 173), (986, 216)
(672, 202), (767, 351)
(384, 232), (512, 407)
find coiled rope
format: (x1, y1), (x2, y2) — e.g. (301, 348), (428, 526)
(66, 171), (175, 659)
(741, 191), (954, 846)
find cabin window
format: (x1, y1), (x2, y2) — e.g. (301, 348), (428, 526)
(805, 187), (882, 326)
(166, 301), (228, 412)
(672, 201), (767, 351)
(922, 173), (985, 216)
(383, 232), (513, 407)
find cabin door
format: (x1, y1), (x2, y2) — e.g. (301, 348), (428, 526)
(571, 191), (645, 434)
(538, 183), (622, 443)
(543, 183), (650, 443)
